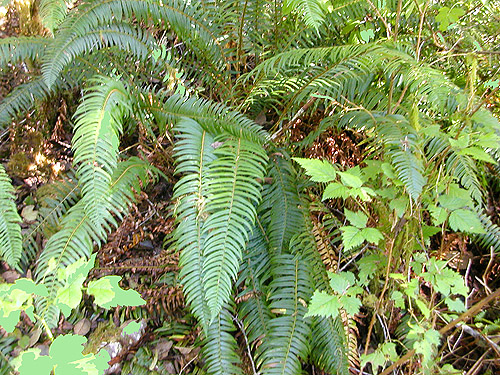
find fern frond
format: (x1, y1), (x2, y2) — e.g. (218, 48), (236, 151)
(35, 158), (153, 326)
(42, 23), (155, 87)
(173, 118), (216, 329)
(0, 36), (48, 67)
(39, 0), (68, 34)
(375, 114), (427, 200)
(202, 303), (243, 375)
(293, 227), (352, 375)
(21, 173), (80, 272)
(283, 0), (328, 29)
(257, 253), (313, 375)
(72, 76), (130, 225)
(425, 136), (485, 204)
(237, 224), (273, 346)
(43, 0), (229, 90)
(202, 136), (266, 320)
(0, 77), (54, 129)
(473, 209), (500, 253)
(0, 165), (22, 269)
(145, 92), (269, 144)
(310, 315), (350, 375)
(260, 153), (305, 254)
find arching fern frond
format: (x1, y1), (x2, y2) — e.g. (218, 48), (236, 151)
(283, 0), (328, 29)
(39, 0), (68, 34)
(173, 118), (216, 329)
(0, 36), (48, 67)
(145, 91), (269, 144)
(202, 303), (243, 375)
(42, 23), (155, 87)
(21, 173), (80, 272)
(72, 76), (130, 225)
(473, 209), (500, 253)
(202, 135), (267, 320)
(257, 253), (313, 375)
(0, 77), (55, 129)
(237, 224), (273, 347)
(260, 153), (304, 254)
(0, 165), (22, 269)
(35, 158), (154, 327)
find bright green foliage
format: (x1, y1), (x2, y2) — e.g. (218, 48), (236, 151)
(292, 157), (337, 182)
(87, 276), (145, 309)
(0, 279), (47, 332)
(0, 165), (22, 269)
(306, 271), (362, 319)
(340, 210), (383, 251)
(436, 6), (465, 31)
(360, 342), (398, 375)
(283, 0), (329, 29)
(39, 0), (68, 33)
(15, 335), (110, 375)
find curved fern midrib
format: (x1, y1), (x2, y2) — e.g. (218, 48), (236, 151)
(88, 86), (124, 177)
(54, 0), (229, 74)
(38, 160), (145, 305)
(22, 184), (79, 244)
(195, 130), (209, 325)
(209, 137), (242, 315)
(280, 259), (300, 375)
(45, 26), (151, 85)
(273, 161), (290, 252)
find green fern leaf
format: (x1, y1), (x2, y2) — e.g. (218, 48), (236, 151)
(43, 23), (155, 87)
(237, 224), (273, 347)
(257, 254), (313, 375)
(283, 0), (328, 29)
(0, 37), (48, 67)
(173, 118), (216, 329)
(0, 165), (22, 268)
(39, 0), (68, 34)
(202, 303), (243, 375)
(35, 158), (153, 327)
(202, 136), (266, 320)
(72, 76), (130, 225)
(0, 77), (54, 129)
(261, 153), (305, 254)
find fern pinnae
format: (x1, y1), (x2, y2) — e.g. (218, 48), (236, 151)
(236, 222), (273, 346)
(42, 23), (155, 87)
(35, 158), (153, 326)
(202, 303), (243, 375)
(173, 118), (216, 329)
(0, 165), (22, 269)
(258, 253), (313, 375)
(202, 135), (267, 320)
(0, 77), (54, 129)
(72, 76), (130, 225)
(0, 36), (48, 67)
(39, 0), (69, 34)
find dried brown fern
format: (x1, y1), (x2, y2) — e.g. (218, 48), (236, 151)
(311, 215), (360, 374)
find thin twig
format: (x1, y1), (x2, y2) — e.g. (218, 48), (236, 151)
(178, 355), (198, 375)
(232, 314), (258, 375)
